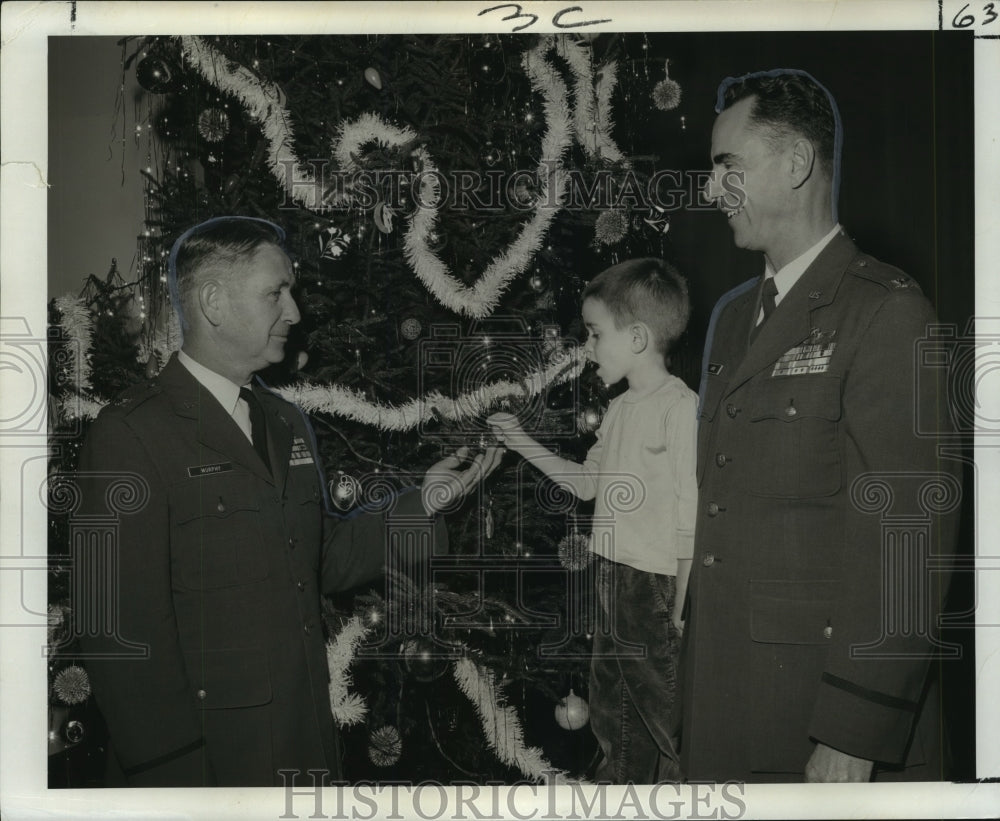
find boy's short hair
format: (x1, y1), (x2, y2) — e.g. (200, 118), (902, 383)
(169, 216), (287, 330)
(582, 258), (691, 355)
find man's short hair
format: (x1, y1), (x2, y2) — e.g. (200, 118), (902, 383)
(717, 70), (838, 177)
(169, 216), (286, 330)
(582, 258), (691, 356)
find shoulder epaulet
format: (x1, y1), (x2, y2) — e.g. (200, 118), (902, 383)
(109, 378), (163, 415)
(847, 254), (919, 293)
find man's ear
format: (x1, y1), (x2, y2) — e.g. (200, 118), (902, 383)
(789, 137), (816, 189)
(630, 322), (649, 354)
(198, 278), (226, 327)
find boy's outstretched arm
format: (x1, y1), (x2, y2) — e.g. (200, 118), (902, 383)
(486, 412), (598, 500)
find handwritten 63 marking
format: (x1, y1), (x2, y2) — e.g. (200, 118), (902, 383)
(949, 2), (998, 29)
(478, 3), (613, 33)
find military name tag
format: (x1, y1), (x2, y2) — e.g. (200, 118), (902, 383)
(289, 436), (315, 466)
(187, 462), (233, 478)
(772, 341), (837, 377)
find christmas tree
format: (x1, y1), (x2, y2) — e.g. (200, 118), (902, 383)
(49, 32), (696, 784)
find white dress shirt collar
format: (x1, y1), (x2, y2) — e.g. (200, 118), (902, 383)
(177, 350), (253, 440)
(764, 223), (842, 307)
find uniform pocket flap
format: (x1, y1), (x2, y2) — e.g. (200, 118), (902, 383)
(184, 647), (272, 709)
(750, 579), (840, 644)
(171, 473), (262, 525)
(749, 375), (842, 422)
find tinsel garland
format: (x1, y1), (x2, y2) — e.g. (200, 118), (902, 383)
(54, 304), (584, 428)
(54, 295), (93, 394)
(281, 348), (583, 432)
(558, 37), (626, 165)
(176, 36), (314, 202)
(136, 304), (182, 369)
(453, 657), (569, 783)
(326, 615), (371, 727)
(399, 37), (573, 317)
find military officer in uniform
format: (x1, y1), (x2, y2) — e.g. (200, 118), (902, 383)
(73, 216), (502, 786)
(678, 71), (961, 782)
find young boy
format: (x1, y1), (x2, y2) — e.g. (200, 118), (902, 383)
(488, 258), (697, 783)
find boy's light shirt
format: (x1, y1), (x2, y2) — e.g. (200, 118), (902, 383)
(577, 376), (698, 576)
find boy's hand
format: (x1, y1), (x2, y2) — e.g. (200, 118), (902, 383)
(486, 412), (532, 452)
(671, 609), (685, 637)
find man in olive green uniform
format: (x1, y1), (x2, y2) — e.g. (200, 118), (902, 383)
(679, 72), (961, 782)
(73, 217), (501, 786)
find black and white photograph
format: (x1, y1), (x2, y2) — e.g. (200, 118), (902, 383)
(2, 2), (999, 819)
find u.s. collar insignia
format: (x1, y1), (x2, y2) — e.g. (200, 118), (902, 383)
(707, 362), (724, 376)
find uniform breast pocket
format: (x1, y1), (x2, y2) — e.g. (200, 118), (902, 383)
(170, 474), (268, 590)
(747, 375), (842, 498)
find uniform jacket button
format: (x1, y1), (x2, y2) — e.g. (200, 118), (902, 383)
(297, 581), (306, 591)
(288, 537), (296, 549)
(303, 624), (311, 635)
(715, 453), (728, 467)
(785, 405), (798, 417)
(726, 404), (739, 418)
(706, 502), (721, 516)
(196, 689), (207, 700)
(823, 625), (833, 639)
(702, 553), (715, 567)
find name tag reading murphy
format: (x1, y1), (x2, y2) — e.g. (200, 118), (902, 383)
(289, 436), (315, 466)
(187, 462), (233, 478)
(772, 341), (837, 377)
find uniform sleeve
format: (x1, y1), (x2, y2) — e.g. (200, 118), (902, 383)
(666, 389), (699, 561)
(73, 410), (215, 786)
(807, 289), (962, 764)
(320, 488), (447, 594)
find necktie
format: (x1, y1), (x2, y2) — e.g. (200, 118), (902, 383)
(750, 277), (779, 343)
(240, 386), (271, 474)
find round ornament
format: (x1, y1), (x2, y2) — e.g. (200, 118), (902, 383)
(557, 533), (593, 572)
(576, 404), (602, 433)
(594, 209), (629, 246)
(653, 78), (682, 112)
(197, 107), (231, 142)
(64, 720), (86, 745)
(481, 142), (503, 167)
(401, 317), (422, 340)
(473, 45), (506, 85)
(368, 725), (402, 767)
(329, 472), (359, 511)
(401, 638), (449, 682)
(135, 54), (176, 93)
(554, 689), (590, 730)
(53, 665), (91, 705)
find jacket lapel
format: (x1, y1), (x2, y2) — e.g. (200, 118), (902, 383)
(726, 232), (857, 397)
(256, 382), (294, 494)
(158, 355), (274, 485)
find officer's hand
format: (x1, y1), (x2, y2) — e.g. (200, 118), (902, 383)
(421, 446), (504, 516)
(804, 742), (874, 782)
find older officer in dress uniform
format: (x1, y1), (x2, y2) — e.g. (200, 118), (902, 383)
(73, 217), (502, 787)
(678, 71), (961, 782)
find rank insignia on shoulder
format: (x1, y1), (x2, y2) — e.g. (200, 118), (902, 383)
(289, 436), (315, 466)
(890, 277), (912, 288)
(707, 363), (724, 375)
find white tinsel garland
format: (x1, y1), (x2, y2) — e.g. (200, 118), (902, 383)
(453, 657), (568, 783)
(557, 37), (626, 165)
(54, 295), (93, 394)
(136, 303), (182, 369)
(176, 36), (317, 206)
(326, 616), (371, 727)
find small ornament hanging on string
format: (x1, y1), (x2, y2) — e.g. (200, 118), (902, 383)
(364, 67), (383, 90)
(368, 725), (402, 767)
(554, 689), (590, 730)
(528, 270), (547, 293)
(481, 141), (503, 167)
(557, 532), (593, 571)
(135, 53), (177, 93)
(653, 60), (682, 112)
(372, 201), (396, 235)
(197, 107), (230, 142)
(484, 495), (494, 540)
(576, 403), (603, 433)
(329, 472), (359, 512)
(53, 665), (91, 705)
(594, 209), (629, 246)
(319, 226), (351, 260)
(642, 205), (671, 235)
(401, 638), (449, 682)
(400, 317), (422, 340)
